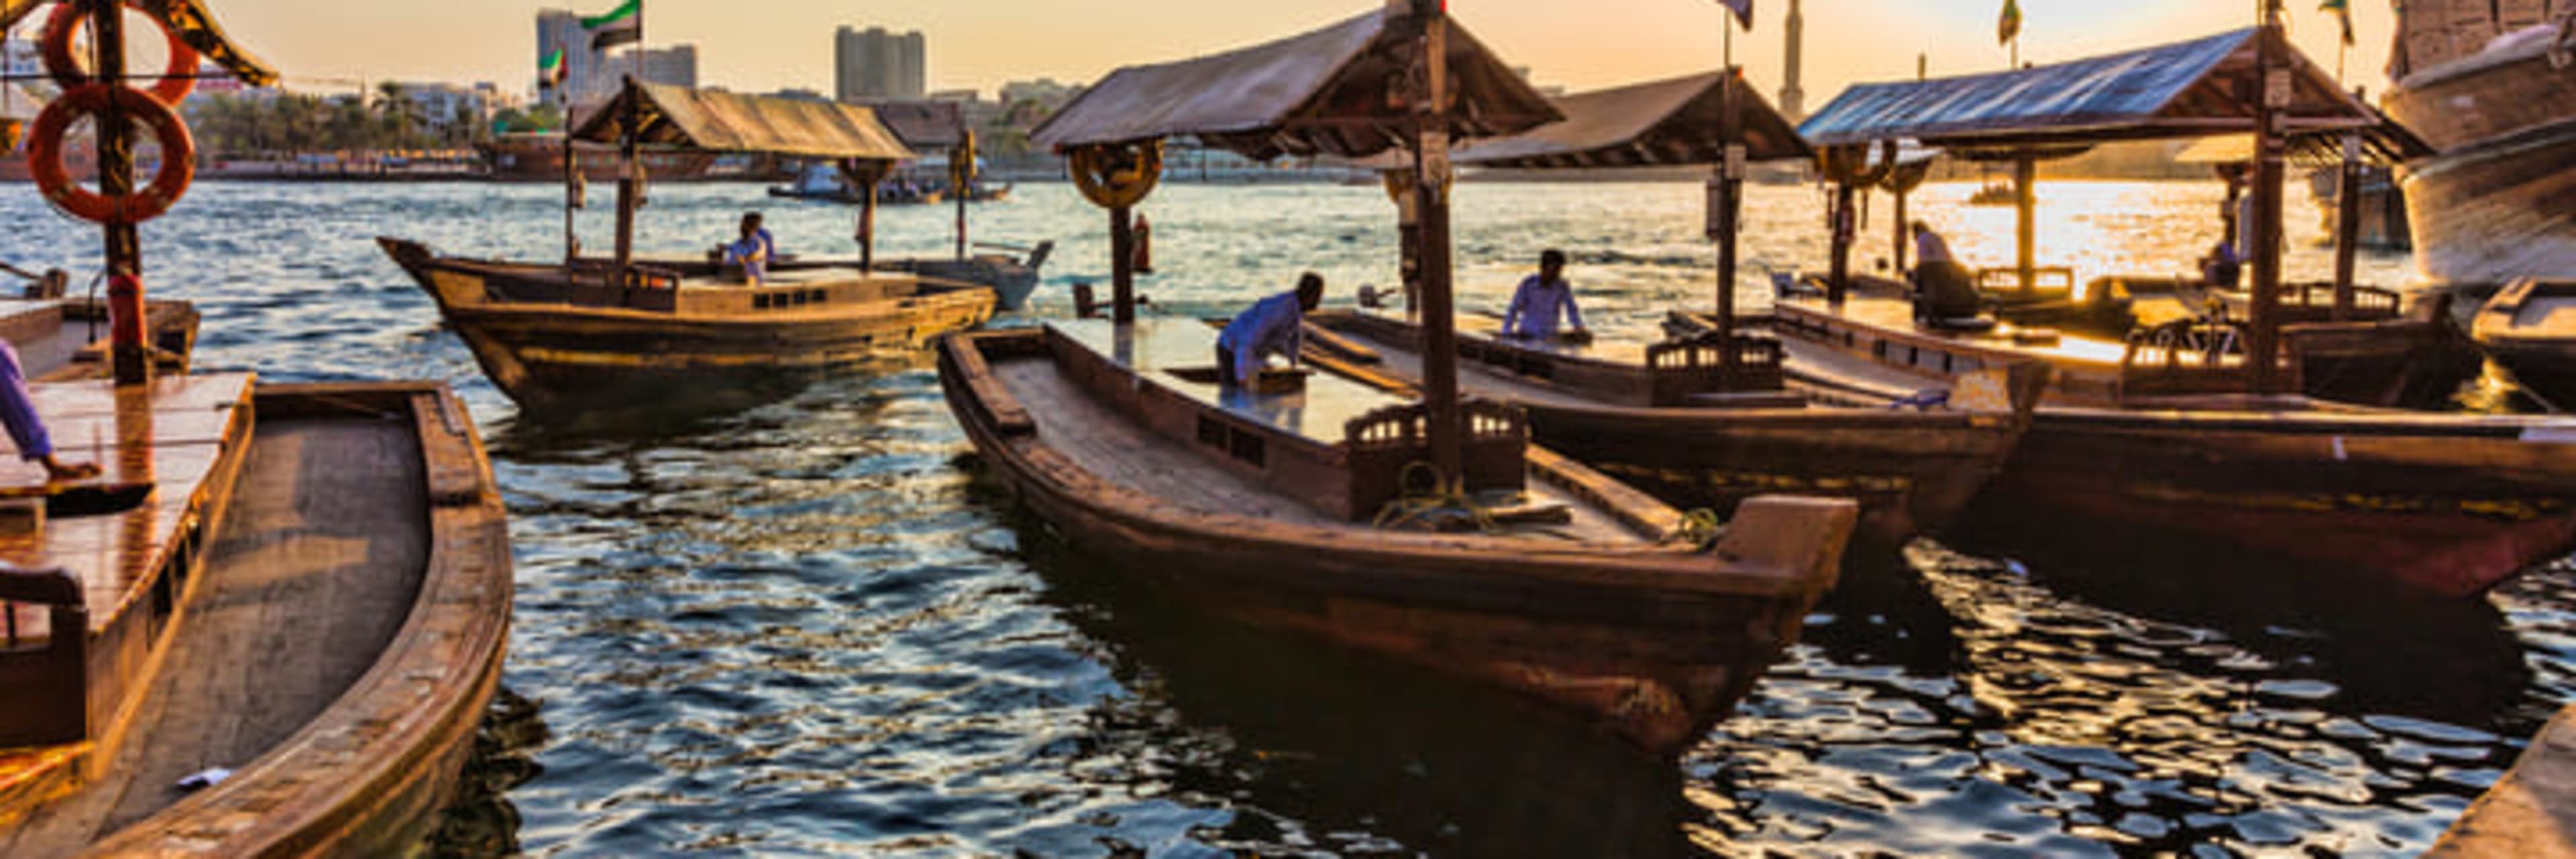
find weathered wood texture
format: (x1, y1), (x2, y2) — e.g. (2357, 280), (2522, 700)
(1726, 308), (2576, 597)
(1307, 311), (2039, 547)
(2428, 703), (2576, 858)
(0, 384), (513, 858)
(380, 238), (996, 411)
(937, 327), (1858, 754)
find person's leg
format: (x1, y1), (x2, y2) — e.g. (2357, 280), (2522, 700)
(0, 340), (50, 458)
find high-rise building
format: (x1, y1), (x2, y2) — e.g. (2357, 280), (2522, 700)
(632, 45), (698, 89)
(835, 26), (926, 103)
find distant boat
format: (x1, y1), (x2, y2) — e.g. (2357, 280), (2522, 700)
(2381, 7), (2576, 286)
(381, 83), (1001, 414)
(766, 160), (1011, 206)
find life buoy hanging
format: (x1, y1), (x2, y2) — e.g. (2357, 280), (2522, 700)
(42, 0), (201, 108)
(30, 84), (196, 224)
(1068, 142), (1161, 210)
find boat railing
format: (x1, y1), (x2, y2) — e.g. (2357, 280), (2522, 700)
(0, 564), (91, 747)
(2118, 316), (2293, 400)
(1646, 332), (1788, 403)
(1978, 266), (2079, 297)
(1345, 399), (1529, 515)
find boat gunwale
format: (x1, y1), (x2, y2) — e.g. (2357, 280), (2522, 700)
(76, 381), (514, 858)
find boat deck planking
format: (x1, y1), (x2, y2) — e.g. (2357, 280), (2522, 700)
(0, 415), (427, 856)
(0, 374), (254, 646)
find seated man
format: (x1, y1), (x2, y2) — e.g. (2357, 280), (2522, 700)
(2200, 237), (2243, 289)
(0, 342), (98, 482)
(718, 212), (776, 285)
(1216, 272), (1324, 389)
(1502, 249), (1587, 340)
(1909, 221), (1983, 322)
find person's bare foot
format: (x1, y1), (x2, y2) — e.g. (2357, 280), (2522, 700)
(39, 455), (99, 483)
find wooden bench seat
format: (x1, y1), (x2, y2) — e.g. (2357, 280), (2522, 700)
(1049, 319), (1410, 446)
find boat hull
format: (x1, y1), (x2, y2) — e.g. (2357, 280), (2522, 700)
(938, 330), (1855, 755)
(1723, 308), (2576, 597)
(2399, 117), (2576, 287)
(1977, 410), (2576, 598)
(1523, 404), (2027, 550)
(2385, 30), (2576, 287)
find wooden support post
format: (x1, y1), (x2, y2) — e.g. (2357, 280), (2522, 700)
(1110, 205), (1136, 323)
(1827, 181), (1854, 305)
(2248, 20), (2289, 393)
(861, 181), (878, 273)
(2014, 156), (2037, 295)
(612, 81), (639, 289)
(1411, 0), (1464, 486)
(1714, 69), (1744, 379)
(95, 0), (146, 387)
(2332, 131), (2363, 321)
(1893, 189), (1911, 273)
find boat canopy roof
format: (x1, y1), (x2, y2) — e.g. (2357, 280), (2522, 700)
(1800, 28), (2379, 150)
(1031, 6), (1560, 160)
(1454, 70), (1813, 168)
(0, 0), (277, 86)
(572, 81), (916, 162)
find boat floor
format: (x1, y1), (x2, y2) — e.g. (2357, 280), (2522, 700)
(0, 415), (429, 857)
(989, 356), (1642, 544)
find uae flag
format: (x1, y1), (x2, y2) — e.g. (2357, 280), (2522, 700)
(540, 47), (568, 88)
(583, 0), (641, 52)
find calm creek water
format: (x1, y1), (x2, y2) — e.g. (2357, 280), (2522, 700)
(3, 178), (2569, 857)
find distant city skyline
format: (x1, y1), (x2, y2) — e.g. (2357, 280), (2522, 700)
(208, 1), (2402, 103)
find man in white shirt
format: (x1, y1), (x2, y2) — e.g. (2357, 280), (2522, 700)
(1502, 250), (1587, 340)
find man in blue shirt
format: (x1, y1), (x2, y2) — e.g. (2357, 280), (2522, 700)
(0, 342), (97, 482)
(720, 212), (777, 285)
(1216, 272), (1325, 388)
(1502, 250), (1586, 340)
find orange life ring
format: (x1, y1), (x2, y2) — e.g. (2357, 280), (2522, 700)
(43, 0), (200, 107)
(30, 84), (196, 224)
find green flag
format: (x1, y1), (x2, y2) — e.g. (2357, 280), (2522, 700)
(2320, 0), (2353, 46)
(539, 47), (567, 88)
(1998, 0), (2022, 46)
(582, 0), (641, 52)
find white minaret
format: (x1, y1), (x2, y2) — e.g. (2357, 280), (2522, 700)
(1780, 0), (1806, 122)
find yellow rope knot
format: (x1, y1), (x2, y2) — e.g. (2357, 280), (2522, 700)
(1374, 461), (1505, 534)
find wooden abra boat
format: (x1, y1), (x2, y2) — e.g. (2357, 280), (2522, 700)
(1756, 21), (2576, 595)
(0, 376), (512, 857)
(1340, 70), (2040, 548)
(996, 3), (1859, 754)
(381, 238), (994, 412)
(381, 81), (1001, 413)
(943, 321), (1854, 754)
(1311, 310), (2041, 548)
(2475, 278), (2576, 409)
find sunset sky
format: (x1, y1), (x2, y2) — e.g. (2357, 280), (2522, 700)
(213, 1), (2401, 102)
